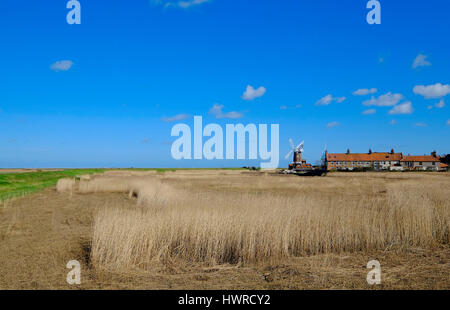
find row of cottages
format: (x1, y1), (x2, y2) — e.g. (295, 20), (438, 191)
(325, 149), (443, 171)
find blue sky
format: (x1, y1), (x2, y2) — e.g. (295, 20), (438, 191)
(1, 0), (449, 168)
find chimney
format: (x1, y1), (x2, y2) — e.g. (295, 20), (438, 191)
(368, 148), (372, 154)
(391, 149), (394, 154)
(431, 151), (437, 158)
(346, 149), (350, 155)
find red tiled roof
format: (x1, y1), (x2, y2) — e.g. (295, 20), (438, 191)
(440, 163), (448, 168)
(400, 156), (440, 162)
(326, 152), (402, 162)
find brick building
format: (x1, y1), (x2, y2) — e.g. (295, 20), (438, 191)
(400, 155), (441, 171)
(326, 149), (442, 171)
(326, 149), (402, 171)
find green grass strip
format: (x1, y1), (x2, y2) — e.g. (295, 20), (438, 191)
(0, 169), (104, 203)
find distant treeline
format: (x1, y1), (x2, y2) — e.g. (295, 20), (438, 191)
(440, 154), (450, 165)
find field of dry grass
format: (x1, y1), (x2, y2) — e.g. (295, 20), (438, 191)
(0, 170), (449, 289)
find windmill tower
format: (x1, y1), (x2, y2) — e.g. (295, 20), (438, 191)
(285, 139), (305, 169)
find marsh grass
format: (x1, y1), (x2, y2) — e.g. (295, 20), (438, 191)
(63, 172), (449, 271)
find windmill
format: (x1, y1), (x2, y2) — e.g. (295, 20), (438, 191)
(280, 139), (324, 175)
(285, 139), (304, 165)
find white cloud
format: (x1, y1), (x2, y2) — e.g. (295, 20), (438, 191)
(50, 60), (74, 72)
(362, 109), (376, 115)
(427, 99), (445, 110)
(413, 83), (450, 99)
(242, 85), (266, 101)
(280, 105), (287, 110)
(435, 99), (445, 108)
(209, 103), (243, 119)
(153, 0), (209, 9)
(412, 54), (431, 69)
(414, 122), (427, 127)
(315, 94), (346, 106)
(353, 88), (377, 96)
(388, 101), (413, 115)
(161, 114), (190, 122)
(447, 119), (450, 126)
(363, 92), (404, 107)
(389, 120), (397, 125)
(295, 104), (302, 108)
(177, 0), (209, 8)
(316, 94), (333, 106)
(326, 121), (340, 128)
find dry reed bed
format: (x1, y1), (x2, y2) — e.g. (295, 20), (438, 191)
(57, 172), (450, 271)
